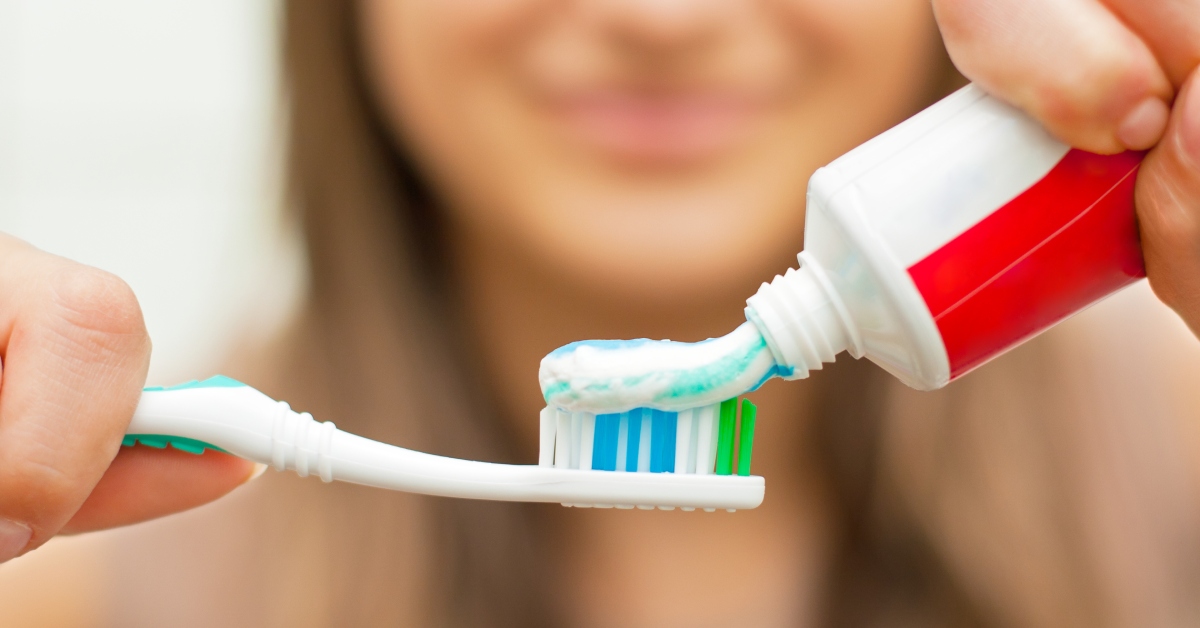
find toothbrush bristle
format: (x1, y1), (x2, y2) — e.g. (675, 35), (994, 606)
(543, 398), (759, 510)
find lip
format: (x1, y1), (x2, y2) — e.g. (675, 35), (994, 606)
(546, 90), (763, 166)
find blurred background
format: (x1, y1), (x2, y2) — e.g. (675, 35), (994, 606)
(2, 1), (1199, 626)
(0, 0), (296, 384)
(0, 1), (294, 624)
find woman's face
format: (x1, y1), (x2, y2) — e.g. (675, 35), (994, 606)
(360, 0), (941, 303)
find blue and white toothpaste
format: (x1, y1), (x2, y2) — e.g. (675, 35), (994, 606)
(539, 321), (792, 413)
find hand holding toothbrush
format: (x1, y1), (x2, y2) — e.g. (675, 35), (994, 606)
(0, 234), (257, 565)
(934, 0), (1200, 338)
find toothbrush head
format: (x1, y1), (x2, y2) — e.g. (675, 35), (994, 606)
(126, 376), (763, 511)
(538, 398), (763, 511)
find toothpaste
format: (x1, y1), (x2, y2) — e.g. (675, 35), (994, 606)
(539, 321), (789, 413)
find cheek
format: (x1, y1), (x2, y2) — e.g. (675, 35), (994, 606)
(359, 0), (555, 196)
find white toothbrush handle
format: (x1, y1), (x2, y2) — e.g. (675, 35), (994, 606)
(129, 383), (764, 509)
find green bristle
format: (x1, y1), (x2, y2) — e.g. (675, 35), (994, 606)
(715, 398), (737, 475)
(737, 399), (757, 476)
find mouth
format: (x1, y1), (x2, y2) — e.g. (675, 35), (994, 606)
(545, 89), (764, 166)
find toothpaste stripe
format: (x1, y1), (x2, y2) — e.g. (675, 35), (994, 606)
(540, 322), (780, 413)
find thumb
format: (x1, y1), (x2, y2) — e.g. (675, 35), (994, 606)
(1137, 68), (1200, 337)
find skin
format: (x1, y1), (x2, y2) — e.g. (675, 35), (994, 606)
(1, 0), (1198, 622)
(0, 234), (255, 563)
(931, 0), (1200, 336)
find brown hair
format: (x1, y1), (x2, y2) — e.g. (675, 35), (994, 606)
(271, 0), (556, 624)
(269, 1), (1199, 626)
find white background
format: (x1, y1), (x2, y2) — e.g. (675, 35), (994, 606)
(0, 2), (293, 624)
(0, 0), (299, 384)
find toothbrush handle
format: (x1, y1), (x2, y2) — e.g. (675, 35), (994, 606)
(130, 378), (346, 482)
(129, 379), (292, 468)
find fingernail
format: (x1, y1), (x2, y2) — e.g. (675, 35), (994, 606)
(243, 462), (269, 485)
(0, 518), (32, 563)
(1118, 97), (1170, 150)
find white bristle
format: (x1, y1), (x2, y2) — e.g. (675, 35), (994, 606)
(538, 407), (555, 467)
(554, 409), (571, 469)
(694, 404), (716, 475)
(569, 412), (583, 469)
(578, 412), (595, 471)
(637, 412), (652, 472)
(707, 403), (720, 472)
(687, 410), (701, 473)
(675, 409), (693, 474)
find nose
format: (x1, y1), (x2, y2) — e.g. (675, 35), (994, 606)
(583, 0), (726, 57)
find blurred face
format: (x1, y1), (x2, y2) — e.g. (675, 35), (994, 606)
(360, 0), (941, 303)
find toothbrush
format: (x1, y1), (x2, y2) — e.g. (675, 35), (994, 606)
(125, 375), (764, 511)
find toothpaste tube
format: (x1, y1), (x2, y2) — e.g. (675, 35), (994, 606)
(747, 83), (1144, 389)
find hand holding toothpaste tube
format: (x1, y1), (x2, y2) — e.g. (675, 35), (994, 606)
(935, 0), (1200, 339)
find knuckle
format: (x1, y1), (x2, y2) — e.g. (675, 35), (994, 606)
(1026, 33), (1162, 152)
(1, 447), (79, 519)
(47, 265), (145, 336)
(38, 265), (150, 359)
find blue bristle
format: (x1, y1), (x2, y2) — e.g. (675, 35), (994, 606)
(650, 410), (677, 473)
(593, 413), (620, 471)
(625, 408), (643, 472)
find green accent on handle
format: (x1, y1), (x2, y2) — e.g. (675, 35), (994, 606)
(715, 398), (737, 475)
(737, 399), (757, 476)
(122, 434), (226, 455)
(143, 374), (247, 392)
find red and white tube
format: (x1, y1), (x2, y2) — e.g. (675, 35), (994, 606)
(745, 84), (1145, 390)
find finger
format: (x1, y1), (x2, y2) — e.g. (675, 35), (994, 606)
(61, 445), (259, 534)
(1102, 0), (1200, 85)
(934, 0), (1174, 153)
(0, 238), (151, 561)
(1137, 69), (1200, 337)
